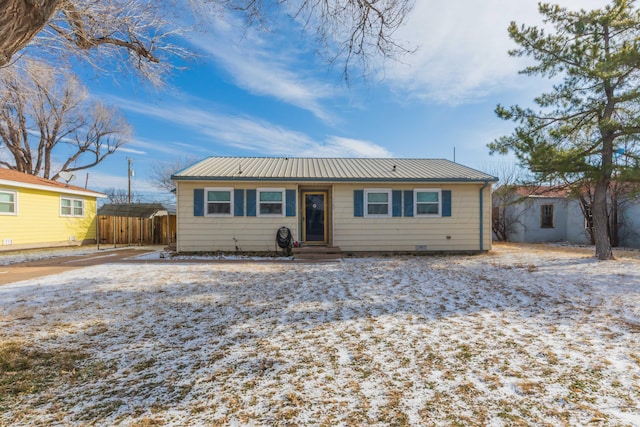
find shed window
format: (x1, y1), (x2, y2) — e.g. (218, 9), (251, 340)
(540, 204), (554, 228)
(206, 188), (233, 216)
(0, 190), (16, 215)
(364, 189), (391, 217)
(414, 189), (441, 216)
(61, 197), (84, 217)
(258, 188), (285, 216)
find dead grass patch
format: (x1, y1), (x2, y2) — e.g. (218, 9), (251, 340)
(0, 339), (89, 399)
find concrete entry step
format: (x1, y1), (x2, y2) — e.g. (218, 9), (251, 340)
(292, 245), (342, 261)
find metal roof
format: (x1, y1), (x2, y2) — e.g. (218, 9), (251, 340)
(97, 203), (170, 218)
(172, 157), (498, 183)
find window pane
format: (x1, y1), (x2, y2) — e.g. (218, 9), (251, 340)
(208, 203), (231, 214)
(208, 191), (230, 202)
(260, 192), (282, 202)
(367, 192), (388, 203)
(417, 204), (439, 215)
(61, 199), (71, 207)
(368, 204), (388, 215)
(73, 200), (83, 216)
(0, 204), (13, 213)
(417, 192), (438, 203)
(0, 192), (14, 203)
(260, 203), (283, 214)
(61, 207), (71, 215)
(541, 205), (554, 227)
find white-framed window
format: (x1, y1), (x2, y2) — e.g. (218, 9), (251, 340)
(60, 197), (84, 217)
(205, 187), (234, 216)
(414, 189), (441, 217)
(0, 189), (17, 215)
(257, 188), (285, 216)
(364, 189), (392, 217)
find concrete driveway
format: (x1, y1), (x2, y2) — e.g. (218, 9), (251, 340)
(0, 247), (159, 285)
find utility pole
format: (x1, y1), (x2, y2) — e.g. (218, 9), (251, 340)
(127, 157), (134, 247)
(127, 157), (134, 203)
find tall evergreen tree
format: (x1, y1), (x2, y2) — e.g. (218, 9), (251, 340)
(490, 0), (640, 260)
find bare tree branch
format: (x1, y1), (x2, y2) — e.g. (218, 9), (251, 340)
(0, 59), (130, 180)
(1, 0), (413, 85)
(0, 0), (61, 67)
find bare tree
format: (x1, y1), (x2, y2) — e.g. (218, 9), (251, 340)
(103, 187), (142, 203)
(0, 0), (59, 67)
(148, 156), (198, 193)
(484, 161), (529, 242)
(0, 0), (413, 84)
(0, 59), (130, 180)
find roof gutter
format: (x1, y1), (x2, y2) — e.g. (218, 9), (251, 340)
(171, 176), (495, 183)
(479, 180), (490, 251)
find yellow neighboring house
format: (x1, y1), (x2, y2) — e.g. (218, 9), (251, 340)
(0, 168), (106, 251)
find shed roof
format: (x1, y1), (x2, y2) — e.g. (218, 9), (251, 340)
(172, 157), (498, 183)
(0, 168), (105, 198)
(513, 186), (571, 198)
(98, 203), (170, 218)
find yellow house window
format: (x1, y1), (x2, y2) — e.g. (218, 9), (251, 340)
(61, 197), (84, 217)
(0, 190), (17, 215)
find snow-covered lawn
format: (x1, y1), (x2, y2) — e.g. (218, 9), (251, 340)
(1, 244), (638, 426)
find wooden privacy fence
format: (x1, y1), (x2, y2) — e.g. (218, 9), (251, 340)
(97, 204), (176, 247)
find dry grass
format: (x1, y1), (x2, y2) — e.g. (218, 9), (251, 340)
(0, 243), (638, 426)
(0, 340), (89, 401)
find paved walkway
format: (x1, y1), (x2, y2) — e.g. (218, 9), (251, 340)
(0, 248), (159, 285)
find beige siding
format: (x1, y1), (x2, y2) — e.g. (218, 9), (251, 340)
(176, 181), (299, 252)
(332, 183), (492, 252)
(176, 180), (493, 253)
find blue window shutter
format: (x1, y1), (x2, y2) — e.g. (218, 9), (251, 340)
(404, 190), (414, 217)
(286, 189), (296, 217)
(354, 190), (364, 217)
(442, 190), (452, 217)
(246, 189), (256, 217)
(392, 190), (402, 217)
(234, 189), (245, 216)
(194, 189), (204, 217)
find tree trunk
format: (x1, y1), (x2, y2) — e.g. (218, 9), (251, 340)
(593, 180), (613, 259)
(609, 191), (619, 247)
(0, 0), (61, 67)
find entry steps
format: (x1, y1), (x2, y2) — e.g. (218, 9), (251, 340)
(292, 245), (342, 262)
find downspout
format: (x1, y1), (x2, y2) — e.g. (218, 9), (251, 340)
(96, 212), (100, 251)
(479, 181), (490, 251)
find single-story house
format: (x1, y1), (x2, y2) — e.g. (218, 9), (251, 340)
(0, 168), (105, 251)
(171, 157), (498, 253)
(492, 185), (640, 248)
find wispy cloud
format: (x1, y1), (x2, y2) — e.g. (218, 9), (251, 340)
(127, 136), (206, 157)
(114, 97), (390, 158)
(118, 146), (147, 155)
(383, 0), (610, 104)
(187, 16), (337, 123)
(303, 136), (392, 158)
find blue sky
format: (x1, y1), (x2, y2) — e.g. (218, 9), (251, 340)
(78, 0), (609, 202)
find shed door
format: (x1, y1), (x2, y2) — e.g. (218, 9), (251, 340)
(303, 192), (327, 243)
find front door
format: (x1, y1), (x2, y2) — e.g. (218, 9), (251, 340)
(303, 192), (327, 243)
